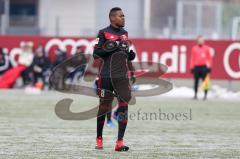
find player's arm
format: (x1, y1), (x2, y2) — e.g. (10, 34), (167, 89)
(128, 61), (136, 84)
(93, 30), (108, 59)
(125, 37), (135, 61)
(126, 43), (136, 83)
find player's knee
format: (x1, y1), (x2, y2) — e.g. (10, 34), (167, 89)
(98, 104), (111, 116)
(118, 92), (131, 103)
(124, 93), (132, 103)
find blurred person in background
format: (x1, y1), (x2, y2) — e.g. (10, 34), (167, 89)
(20, 42), (34, 86)
(66, 46), (87, 84)
(0, 42), (34, 88)
(51, 48), (67, 89)
(32, 45), (52, 89)
(0, 47), (11, 75)
(190, 35), (212, 100)
(53, 48), (67, 67)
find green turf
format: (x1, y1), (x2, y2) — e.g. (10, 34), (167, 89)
(0, 90), (239, 159)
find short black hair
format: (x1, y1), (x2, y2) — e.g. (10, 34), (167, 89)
(109, 7), (122, 18)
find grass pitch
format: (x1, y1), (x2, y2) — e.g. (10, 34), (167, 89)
(0, 89), (239, 159)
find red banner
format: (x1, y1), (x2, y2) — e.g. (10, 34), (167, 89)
(0, 35), (239, 80)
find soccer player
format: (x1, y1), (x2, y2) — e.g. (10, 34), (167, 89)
(93, 7), (135, 151)
(190, 35), (212, 100)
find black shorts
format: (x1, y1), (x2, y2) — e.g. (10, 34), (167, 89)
(193, 65), (208, 80)
(96, 77), (131, 103)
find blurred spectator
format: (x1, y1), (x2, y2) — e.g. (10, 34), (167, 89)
(67, 46), (87, 84)
(53, 48), (67, 67)
(32, 46), (52, 88)
(76, 45), (85, 54)
(0, 48), (11, 75)
(35, 43), (45, 56)
(50, 48), (67, 89)
(19, 42), (34, 85)
(190, 36), (212, 100)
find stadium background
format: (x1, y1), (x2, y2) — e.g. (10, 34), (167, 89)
(0, 0), (240, 90)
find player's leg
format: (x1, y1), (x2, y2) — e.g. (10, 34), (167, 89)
(193, 67), (200, 99)
(114, 99), (129, 151)
(96, 77), (114, 149)
(112, 78), (131, 151)
(97, 95), (114, 137)
(96, 96), (113, 149)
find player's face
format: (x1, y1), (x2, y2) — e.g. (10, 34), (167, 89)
(113, 10), (125, 27)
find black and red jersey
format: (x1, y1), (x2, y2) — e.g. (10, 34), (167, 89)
(93, 25), (129, 78)
(93, 25), (128, 57)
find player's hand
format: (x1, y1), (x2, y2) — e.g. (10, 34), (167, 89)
(127, 50), (135, 61)
(130, 72), (136, 84)
(119, 41), (129, 51)
(191, 68), (195, 74)
(207, 67), (211, 73)
(119, 40), (132, 51)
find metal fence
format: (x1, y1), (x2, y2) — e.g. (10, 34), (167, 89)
(1, 0), (240, 39)
(169, 0), (240, 39)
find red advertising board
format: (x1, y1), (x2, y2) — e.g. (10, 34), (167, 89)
(0, 35), (239, 80)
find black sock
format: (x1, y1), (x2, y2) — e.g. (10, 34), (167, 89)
(116, 102), (128, 140)
(97, 104), (110, 138)
(97, 114), (105, 138)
